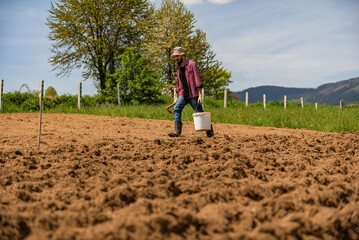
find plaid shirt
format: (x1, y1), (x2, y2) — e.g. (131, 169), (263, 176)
(176, 59), (202, 98)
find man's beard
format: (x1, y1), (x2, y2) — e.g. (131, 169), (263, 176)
(177, 56), (184, 66)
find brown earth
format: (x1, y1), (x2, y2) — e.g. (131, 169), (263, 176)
(0, 113), (358, 240)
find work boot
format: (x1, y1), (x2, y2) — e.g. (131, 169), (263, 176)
(206, 124), (214, 138)
(168, 121), (182, 137)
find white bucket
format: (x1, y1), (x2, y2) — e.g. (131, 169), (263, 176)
(192, 112), (211, 131)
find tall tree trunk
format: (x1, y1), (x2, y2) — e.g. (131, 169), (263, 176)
(97, 59), (106, 91)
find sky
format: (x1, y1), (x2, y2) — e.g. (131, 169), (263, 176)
(1, 0), (359, 95)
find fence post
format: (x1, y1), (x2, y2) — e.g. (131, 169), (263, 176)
(315, 102), (318, 110)
(245, 92), (248, 107)
(300, 97), (304, 108)
(117, 83), (121, 106)
(38, 80), (44, 150)
(263, 94), (266, 109)
(0, 79), (3, 110)
(340, 100), (343, 110)
(78, 82), (82, 109)
(224, 89), (227, 108)
(284, 95), (287, 109)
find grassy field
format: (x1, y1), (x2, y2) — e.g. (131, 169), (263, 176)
(43, 100), (359, 133)
(1, 92), (359, 132)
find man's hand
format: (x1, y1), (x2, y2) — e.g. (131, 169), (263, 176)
(198, 93), (203, 105)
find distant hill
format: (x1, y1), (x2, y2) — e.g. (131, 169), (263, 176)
(232, 77), (359, 105)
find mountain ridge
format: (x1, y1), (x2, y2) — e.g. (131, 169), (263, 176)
(232, 77), (359, 105)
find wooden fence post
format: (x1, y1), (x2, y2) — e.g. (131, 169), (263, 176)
(0, 79), (3, 110)
(224, 89), (227, 108)
(38, 80), (44, 150)
(245, 92), (248, 107)
(117, 83), (121, 106)
(284, 95), (287, 109)
(78, 82), (82, 109)
(300, 97), (304, 108)
(340, 100), (343, 110)
(263, 94), (266, 109)
(315, 102), (318, 110)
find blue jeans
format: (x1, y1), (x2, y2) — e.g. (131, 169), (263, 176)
(174, 95), (203, 122)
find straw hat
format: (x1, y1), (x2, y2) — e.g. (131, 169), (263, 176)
(172, 47), (185, 57)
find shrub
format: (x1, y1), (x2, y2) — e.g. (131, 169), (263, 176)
(45, 86), (58, 97)
(105, 48), (163, 104)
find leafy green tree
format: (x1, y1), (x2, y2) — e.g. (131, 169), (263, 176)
(47, 0), (155, 91)
(145, 0), (231, 95)
(184, 29), (232, 96)
(205, 66), (232, 99)
(45, 86), (58, 97)
(145, 0), (206, 88)
(105, 48), (163, 104)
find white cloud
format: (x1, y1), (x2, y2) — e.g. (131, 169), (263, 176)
(212, 15), (359, 90)
(202, 1), (359, 91)
(180, 0), (236, 5)
(208, 0), (237, 4)
(181, 0), (204, 5)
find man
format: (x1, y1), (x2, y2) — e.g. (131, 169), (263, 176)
(168, 46), (214, 138)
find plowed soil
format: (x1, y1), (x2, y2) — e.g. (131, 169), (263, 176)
(0, 113), (358, 240)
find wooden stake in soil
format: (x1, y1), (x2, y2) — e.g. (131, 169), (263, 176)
(117, 83), (121, 106)
(284, 95), (287, 109)
(38, 80), (44, 150)
(0, 79), (3, 110)
(78, 82), (82, 109)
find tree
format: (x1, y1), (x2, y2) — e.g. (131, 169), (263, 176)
(145, 0), (202, 88)
(105, 48), (163, 104)
(145, 0), (231, 95)
(45, 86), (58, 97)
(47, 0), (155, 92)
(206, 66), (232, 99)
